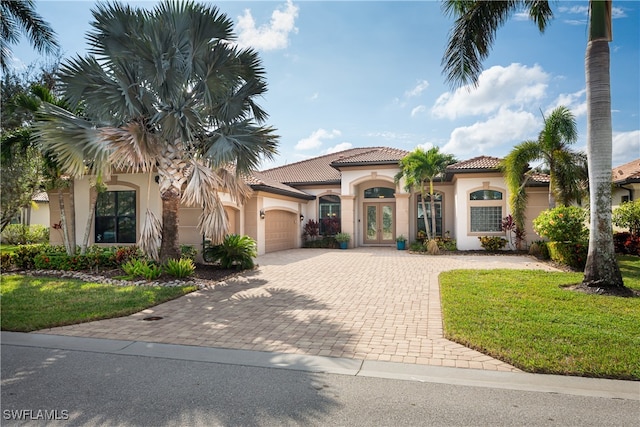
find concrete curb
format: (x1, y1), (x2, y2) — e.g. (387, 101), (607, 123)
(3, 332), (638, 401)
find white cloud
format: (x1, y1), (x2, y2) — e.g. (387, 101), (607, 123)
(236, 0), (299, 51)
(323, 142), (353, 154)
(442, 109), (540, 157)
(547, 89), (587, 118)
(308, 92), (319, 101)
(405, 80), (430, 98)
(431, 63), (549, 120)
(295, 128), (341, 150)
(410, 105), (427, 117)
(613, 130), (640, 166)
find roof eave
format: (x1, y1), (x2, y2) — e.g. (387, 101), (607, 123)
(250, 185), (316, 200)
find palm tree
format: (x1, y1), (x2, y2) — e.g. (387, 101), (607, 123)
(442, 0), (624, 291)
(502, 106), (587, 232)
(0, 0), (59, 70)
(395, 147), (457, 240)
(35, 1), (278, 262)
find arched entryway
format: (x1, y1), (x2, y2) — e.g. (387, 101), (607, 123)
(362, 186), (395, 245)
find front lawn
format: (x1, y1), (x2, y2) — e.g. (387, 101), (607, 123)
(439, 256), (640, 380)
(0, 275), (197, 332)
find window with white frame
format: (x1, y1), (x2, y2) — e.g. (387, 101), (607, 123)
(468, 189), (503, 233)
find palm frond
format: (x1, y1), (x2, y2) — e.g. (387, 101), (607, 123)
(216, 167), (253, 205)
(204, 120), (278, 174)
(100, 123), (159, 173)
(138, 209), (162, 262)
(198, 194), (229, 245)
(34, 102), (111, 178)
(182, 160), (223, 207)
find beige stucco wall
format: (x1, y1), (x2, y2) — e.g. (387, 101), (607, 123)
(25, 201), (49, 227)
(523, 187), (549, 244)
(453, 173), (509, 251)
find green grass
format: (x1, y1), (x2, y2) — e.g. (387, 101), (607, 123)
(439, 256), (640, 380)
(0, 275), (197, 332)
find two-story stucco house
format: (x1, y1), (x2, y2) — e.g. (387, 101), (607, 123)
(47, 147), (553, 256)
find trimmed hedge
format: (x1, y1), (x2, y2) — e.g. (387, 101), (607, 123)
(546, 241), (588, 270)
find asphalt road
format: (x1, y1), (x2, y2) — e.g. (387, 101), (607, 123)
(2, 338), (638, 426)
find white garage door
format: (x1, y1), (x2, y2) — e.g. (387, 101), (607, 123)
(265, 210), (297, 253)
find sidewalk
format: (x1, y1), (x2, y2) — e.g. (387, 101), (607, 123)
(3, 331), (638, 401)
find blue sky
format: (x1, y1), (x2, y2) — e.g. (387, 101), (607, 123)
(11, 0), (640, 169)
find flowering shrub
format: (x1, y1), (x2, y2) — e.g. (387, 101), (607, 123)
(533, 206), (588, 243)
(613, 232), (640, 255)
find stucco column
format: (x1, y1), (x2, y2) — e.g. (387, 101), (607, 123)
(341, 195), (356, 248)
(395, 193), (410, 241)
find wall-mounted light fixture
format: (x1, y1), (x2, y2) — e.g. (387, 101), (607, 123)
(260, 209), (265, 220)
(300, 214), (304, 222)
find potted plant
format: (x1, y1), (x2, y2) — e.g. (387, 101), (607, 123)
(396, 235), (407, 250)
(334, 232), (351, 249)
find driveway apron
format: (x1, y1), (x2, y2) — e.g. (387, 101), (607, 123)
(39, 248), (558, 372)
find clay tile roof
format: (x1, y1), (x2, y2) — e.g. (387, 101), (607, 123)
(528, 172), (550, 184)
(245, 171), (315, 200)
(260, 147), (405, 185)
(330, 146), (410, 165)
(446, 155), (503, 171)
(612, 158), (640, 183)
(31, 191), (49, 202)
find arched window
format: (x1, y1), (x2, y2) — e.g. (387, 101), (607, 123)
(319, 195), (341, 235)
(364, 187), (395, 199)
(469, 189), (504, 233)
(417, 193), (443, 237)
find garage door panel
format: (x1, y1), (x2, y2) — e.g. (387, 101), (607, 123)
(265, 210), (296, 253)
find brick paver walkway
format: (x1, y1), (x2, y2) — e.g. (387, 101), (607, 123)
(39, 248), (558, 372)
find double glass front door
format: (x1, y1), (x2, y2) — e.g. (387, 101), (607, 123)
(364, 203), (394, 244)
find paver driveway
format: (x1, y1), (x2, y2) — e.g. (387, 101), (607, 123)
(40, 248), (558, 371)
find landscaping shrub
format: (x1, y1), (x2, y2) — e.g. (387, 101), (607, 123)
(203, 234), (257, 270)
(533, 206), (588, 243)
(409, 241), (425, 252)
(613, 200), (640, 236)
(613, 232), (640, 256)
(180, 245), (198, 261)
(165, 258), (195, 278)
(478, 236), (507, 252)
(1, 253), (16, 271)
(122, 259), (162, 280)
(303, 236), (338, 248)
(13, 244), (47, 269)
(529, 240), (550, 260)
(1, 224), (49, 245)
(546, 241), (588, 270)
(302, 219), (320, 241)
(435, 234), (457, 251)
(115, 246), (143, 264)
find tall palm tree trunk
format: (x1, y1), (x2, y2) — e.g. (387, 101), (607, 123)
(157, 144), (188, 263)
(582, 37), (623, 289)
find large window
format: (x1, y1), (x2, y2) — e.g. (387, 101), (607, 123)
(469, 189), (503, 233)
(417, 193), (442, 237)
(95, 191), (136, 243)
(319, 195), (341, 235)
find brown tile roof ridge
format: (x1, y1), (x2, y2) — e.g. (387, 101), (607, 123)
(447, 155), (503, 170)
(246, 170), (315, 200)
(612, 158), (640, 183)
(259, 147), (401, 184)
